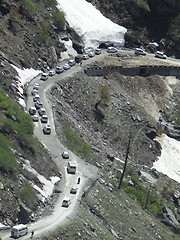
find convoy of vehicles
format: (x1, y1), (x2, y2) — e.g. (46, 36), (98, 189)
(24, 46), (169, 238)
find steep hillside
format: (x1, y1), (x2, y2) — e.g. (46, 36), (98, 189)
(88, 0), (180, 57)
(0, 0), (180, 238)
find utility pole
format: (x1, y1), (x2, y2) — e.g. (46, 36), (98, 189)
(118, 133), (131, 190)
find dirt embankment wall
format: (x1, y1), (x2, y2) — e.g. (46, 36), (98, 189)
(84, 65), (180, 78)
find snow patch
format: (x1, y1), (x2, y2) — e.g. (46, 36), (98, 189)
(11, 65), (41, 107)
(153, 134), (180, 183)
(23, 160), (60, 202)
(57, 0), (127, 50)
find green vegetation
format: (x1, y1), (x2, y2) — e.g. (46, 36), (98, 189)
(23, 0), (38, 14)
(63, 123), (94, 162)
(53, 11), (65, 30)
(44, 0), (56, 7)
(0, 87), (35, 172)
(20, 183), (35, 204)
(0, 133), (18, 173)
(168, 14), (180, 42)
(0, 87), (34, 138)
(115, 170), (166, 218)
(129, 0), (150, 12)
(36, 21), (51, 43)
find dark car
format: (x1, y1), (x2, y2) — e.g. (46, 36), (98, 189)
(75, 55), (82, 63)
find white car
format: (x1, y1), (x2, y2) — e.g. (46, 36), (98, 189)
(63, 64), (71, 70)
(88, 52), (95, 58)
(41, 115), (48, 123)
(62, 151), (69, 159)
(40, 73), (48, 81)
(49, 70), (55, 76)
(56, 66), (64, 74)
(33, 83), (40, 90)
(68, 59), (76, 67)
(43, 124), (51, 134)
(134, 48), (146, 56)
(82, 54), (89, 60)
(62, 198), (71, 207)
(155, 51), (167, 59)
(95, 48), (101, 55)
(32, 115), (39, 122)
(107, 47), (117, 53)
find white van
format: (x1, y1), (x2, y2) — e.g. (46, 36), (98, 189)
(67, 161), (76, 174)
(11, 224), (28, 238)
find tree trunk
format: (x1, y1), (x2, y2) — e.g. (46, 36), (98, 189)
(118, 133), (131, 190)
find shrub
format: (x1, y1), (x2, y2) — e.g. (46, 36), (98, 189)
(0, 133), (18, 173)
(36, 22), (51, 43)
(20, 183), (35, 204)
(53, 11), (65, 30)
(23, 0), (38, 14)
(63, 123), (94, 161)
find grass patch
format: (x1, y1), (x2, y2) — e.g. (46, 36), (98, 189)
(20, 182), (35, 205)
(53, 11), (65, 30)
(36, 21), (51, 43)
(0, 133), (18, 173)
(23, 0), (38, 15)
(63, 123), (94, 162)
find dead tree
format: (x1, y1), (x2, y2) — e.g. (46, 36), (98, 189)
(118, 133), (131, 190)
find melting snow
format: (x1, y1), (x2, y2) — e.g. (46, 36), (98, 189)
(23, 160), (60, 202)
(11, 65), (41, 107)
(57, 0), (127, 50)
(153, 134), (180, 183)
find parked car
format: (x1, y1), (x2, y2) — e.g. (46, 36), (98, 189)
(32, 114), (39, 122)
(41, 115), (48, 123)
(31, 89), (38, 96)
(70, 187), (78, 194)
(155, 51), (167, 59)
(75, 55), (82, 63)
(82, 54), (89, 60)
(43, 124), (51, 134)
(49, 70), (55, 76)
(62, 151), (69, 159)
(67, 161), (76, 174)
(40, 73), (48, 81)
(33, 95), (40, 102)
(134, 48), (146, 56)
(68, 59), (76, 67)
(62, 198), (71, 207)
(35, 101), (43, 109)
(56, 66), (64, 74)
(33, 83), (40, 90)
(107, 47), (117, 53)
(95, 48), (101, 55)
(63, 63), (71, 70)
(38, 108), (46, 116)
(88, 52), (95, 58)
(29, 107), (36, 115)
(11, 224), (28, 238)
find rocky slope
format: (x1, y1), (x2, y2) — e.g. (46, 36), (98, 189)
(88, 0), (180, 58)
(0, 0), (180, 238)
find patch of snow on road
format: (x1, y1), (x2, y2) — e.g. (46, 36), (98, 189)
(23, 160), (60, 202)
(153, 134), (180, 183)
(57, 0), (127, 50)
(11, 65), (41, 107)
